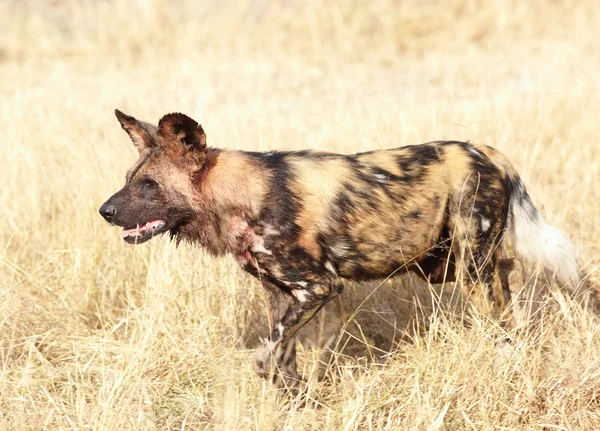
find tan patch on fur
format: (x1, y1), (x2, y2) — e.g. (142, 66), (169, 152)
(202, 150), (269, 219)
(170, 150), (270, 257)
(477, 144), (518, 179)
(441, 144), (474, 189)
(288, 157), (348, 259)
(356, 150), (404, 176)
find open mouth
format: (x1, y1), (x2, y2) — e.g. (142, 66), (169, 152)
(120, 219), (167, 244)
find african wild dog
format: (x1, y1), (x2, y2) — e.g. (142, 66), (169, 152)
(100, 110), (580, 385)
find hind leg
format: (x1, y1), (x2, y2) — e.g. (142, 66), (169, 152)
(457, 243), (511, 325)
(449, 203), (515, 328)
(498, 257), (532, 329)
(498, 258), (516, 308)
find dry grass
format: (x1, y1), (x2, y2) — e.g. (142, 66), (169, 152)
(1, 0), (600, 429)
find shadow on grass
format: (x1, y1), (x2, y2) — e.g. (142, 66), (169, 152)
(242, 272), (464, 366)
(240, 259), (600, 377)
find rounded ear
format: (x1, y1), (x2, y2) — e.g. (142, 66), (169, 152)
(157, 113), (207, 162)
(115, 109), (156, 153)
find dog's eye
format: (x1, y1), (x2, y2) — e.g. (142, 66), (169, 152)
(143, 178), (158, 188)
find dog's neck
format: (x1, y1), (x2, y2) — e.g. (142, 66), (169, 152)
(174, 149), (267, 260)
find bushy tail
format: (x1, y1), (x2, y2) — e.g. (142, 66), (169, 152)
(507, 178), (580, 288)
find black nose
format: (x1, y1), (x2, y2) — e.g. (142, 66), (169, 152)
(99, 202), (117, 221)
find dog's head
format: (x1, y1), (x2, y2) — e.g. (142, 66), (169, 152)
(99, 110), (208, 244)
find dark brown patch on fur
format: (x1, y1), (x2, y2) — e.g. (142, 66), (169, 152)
(158, 113), (207, 158)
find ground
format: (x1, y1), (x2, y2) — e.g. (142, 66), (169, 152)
(1, 0), (600, 429)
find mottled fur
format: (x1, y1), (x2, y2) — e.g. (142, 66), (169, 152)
(100, 111), (580, 385)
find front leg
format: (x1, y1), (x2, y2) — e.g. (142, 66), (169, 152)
(254, 279), (343, 385)
(254, 281), (299, 383)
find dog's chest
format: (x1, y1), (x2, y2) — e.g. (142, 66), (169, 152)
(221, 216), (285, 271)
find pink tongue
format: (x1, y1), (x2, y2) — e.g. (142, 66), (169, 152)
(120, 220), (164, 238)
(120, 227), (140, 238)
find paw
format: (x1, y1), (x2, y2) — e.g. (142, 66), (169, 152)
(253, 341), (300, 384)
(493, 337), (513, 371)
(253, 343), (276, 380)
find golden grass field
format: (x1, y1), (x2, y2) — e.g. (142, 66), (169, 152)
(1, 0), (600, 429)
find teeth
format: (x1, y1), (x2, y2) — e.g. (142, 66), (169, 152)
(120, 220), (165, 238)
